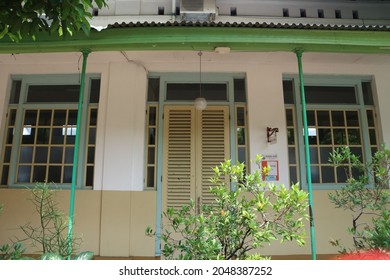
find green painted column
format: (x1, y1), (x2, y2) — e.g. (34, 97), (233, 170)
(67, 49), (90, 258)
(295, 49), (317, 260)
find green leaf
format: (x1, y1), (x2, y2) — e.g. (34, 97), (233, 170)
(40, 253), (63, 260)
(72, 251), (94, 260)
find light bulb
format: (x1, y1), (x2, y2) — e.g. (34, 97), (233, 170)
(194, 97), (207, 111)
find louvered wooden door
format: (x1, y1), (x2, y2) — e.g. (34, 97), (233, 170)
(162, 105), (229, 211)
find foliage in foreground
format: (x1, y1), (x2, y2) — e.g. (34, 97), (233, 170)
(147, 155), (309, 260)
(329, 146), (390, 252)
(0, 0), (107, 41)
(1, 182), (90, 260)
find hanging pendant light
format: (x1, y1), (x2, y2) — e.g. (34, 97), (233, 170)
(194, 51), (207, 111)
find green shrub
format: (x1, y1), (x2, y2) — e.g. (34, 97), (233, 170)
(147, 155), (309, 260)
(329, 146), (390, 251)
(17, 182), (82, 258)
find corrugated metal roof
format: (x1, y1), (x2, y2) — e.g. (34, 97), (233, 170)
(105, 20), (390, 31)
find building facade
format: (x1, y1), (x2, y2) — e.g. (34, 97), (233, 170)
(0, 0), (390, 259)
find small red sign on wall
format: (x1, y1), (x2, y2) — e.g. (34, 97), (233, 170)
(261, 160), (279, 181)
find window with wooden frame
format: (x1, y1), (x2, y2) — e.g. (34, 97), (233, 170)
(0, 75), (100, 189)
(283, 77), (379, 189)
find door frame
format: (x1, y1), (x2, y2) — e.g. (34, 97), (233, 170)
(152, 72), (245, 256)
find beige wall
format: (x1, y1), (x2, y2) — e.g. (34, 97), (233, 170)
(0, 189), (156, 257)
(0, 188), (376, 257)
(0, 51), (390, 258)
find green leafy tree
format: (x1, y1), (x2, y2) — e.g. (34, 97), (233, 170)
(17, 182), (82, 258)
(329, 146), (390, 251)
(0, 0), (107, 41)
(147, 155), (309, 260)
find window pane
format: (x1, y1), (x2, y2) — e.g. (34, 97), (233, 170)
(148, 147), (155, 164)
(88, 128), (96, 145)
(53, 110), (67, 125)
(333, 129), (347, 145)
(321, 166), (335, 183)
(87, 147), (95, 164)
(305, 86), (357, 104)
(64, 147), (74, 164)
(90, 109), (98, 126)
(4, 147), (12, 163)
(236, 107), (245, 126)
(8, 109), (17, 126)
(38, 110), (52, 125)
(320, 147), (333, 164)
(288, 147), (296, 164)
(148, 107), (157, 126)
(51, 128), (64, 144)
(287, 128), (295, 145)
(24, 110), (37, 125)
(1, 165), (9, 185)
(350, 147), (363, 161)
(362, 82), (374, 105)
(307, 128), (317, 145)
(35, 147), (48, 163)
(48, 166), (62, 183)
(146, 166), (155, 188)
(89, 79), (101, 103)
(27, 85), (80, 103)
(86, 166), (94, 186)
(307, 111), (315, 126)
(148, 128), (156, 145)
(19, 146), (33, 163)
(237, 128), (245, 145)
(6, 128), (14, 144)
(286, 109), (293, 126)
(17, 165), (31, 182)
(49, 147), (63, 163)
(147, 78), (160, 102)
(369, 129), (377, 145)
(366, 110), (375, 127)
(318, 129), (332, 145)
(9, 80), (21, 104)
(33, 166), (46, 182)
(346, 111), (359, 126)
(68, 110), (78, 125)
(238, 147), (246, 163)
(348, 129), (361, 145)
(332, 111), (345, 126)
(289, 166), (297, 184)
(37, 128), (50, 144)
(336, 166), (348, 183)
(310, 166), (320, 183)
(66, 128), (76, 144)
(166, 83), (227, 101)
(283, 80), (294, 104)
(234, 79), (246, 102)
(310, 147), (319, 164)
(317, 111), (330, 126)
(63, 166), (73, 183)
(21, 127), (35, 144)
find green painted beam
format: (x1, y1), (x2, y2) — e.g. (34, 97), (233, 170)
(0, 27), (390, 54)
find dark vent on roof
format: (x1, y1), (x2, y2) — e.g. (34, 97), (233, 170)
(231, 7), (237, 16)
(181, 0), (203, 11)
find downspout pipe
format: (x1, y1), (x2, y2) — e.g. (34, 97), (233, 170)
(295, 49), (317, 260)
(172, 0), (176, 16)
(67, 49), (91, 258)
